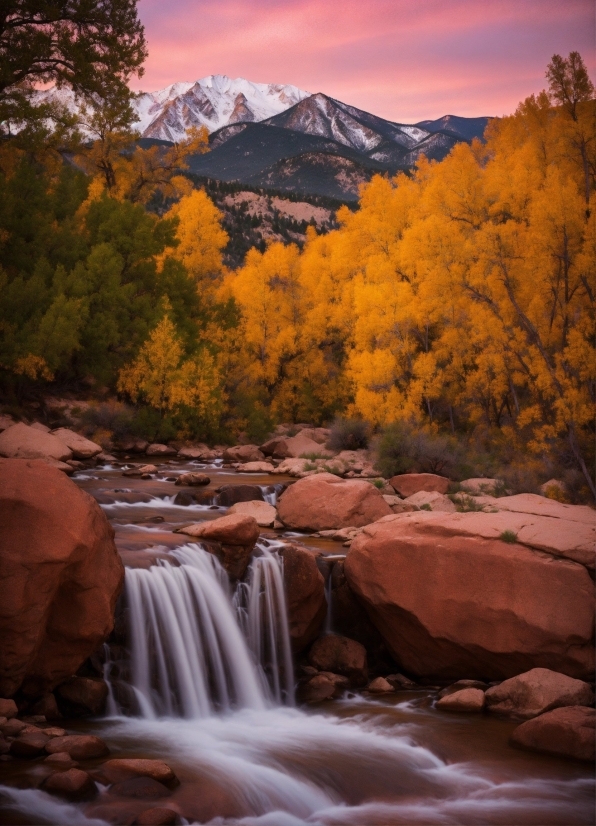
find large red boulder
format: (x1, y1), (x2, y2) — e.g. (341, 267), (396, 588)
(0, 459), (124, 698)
(277, 473), (392, 531)
(389, 473), (450, 497)
(278, 545), (326, 652)
(510, 706), (595, 761)
(345, 517), (594, 681)
(0, 422), (72, 462)
(485, 668), (594, 718)
(176, 514), (259, 579)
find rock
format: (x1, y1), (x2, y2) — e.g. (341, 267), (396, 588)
(308, 634), (368, 685)
(271, 457), (310, 476)
(260, 437), (288, 457)
(222, 445), (265, 463)
(1, 718), (26, 736)
(9, 731), (51, 757)
(44, 751), (78, 767)
(101, 758), (178, 787)
(51, 428), (102, 459)
(134, 808), (178, 826)
(117, 438), (149, 453)
(278, 545), (326, 652)
(215, 485), (265, 506)
(42, 768), (97, 800)
(510, 706), (595, 761)
(228, 500), (277, 527)
(389, 473), (450, 497)
(0, 422), (73, 462)
(285, 432), (334, 458)
(438, 680), (488, 698)
(177, 445), (210, 460)
(0, 459), (124, 698)
(298, 674), (336, 703)
(123, 464), (158, 477)
(45, 734), (109, 760)
(239, 461), (275, 473)
(277, 473), (392, 531)
(436, 688), (485, 712)
(0, 699), (17, 719)
(0, 415), (15, 432)
(484, 668), (594, 719)
(55, 677), (108, 716)
(146, 444), (177, 456)
(31, 422), (51, 432)
(42, 727), (67, 737)
(386, 674), (418, 689)
(175, 472), (211, 486)
(344, 516), (594, 681)
(460, 478), (504, 495)
(403, 491), (456, 513)
(108, 777), (170, 799)
(176, 514), (259, 579)
(96, 451), (117, 462)
(367, 677), (394, 693)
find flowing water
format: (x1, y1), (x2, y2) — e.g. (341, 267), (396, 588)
(1, 458), (593, 826)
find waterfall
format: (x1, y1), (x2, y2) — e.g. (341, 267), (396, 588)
(113, 542), (294, 718)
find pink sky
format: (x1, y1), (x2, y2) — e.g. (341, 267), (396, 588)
(132, 0), (595, 122)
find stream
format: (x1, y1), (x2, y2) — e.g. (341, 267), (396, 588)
(1, 457), (594, 825)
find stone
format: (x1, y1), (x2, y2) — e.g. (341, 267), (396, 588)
(436, 688), (485, 712)
(9, 731), (51, 757)
(145, 444), (177, 456)
(42, 768), (97, 800)
(271, 458), (310, 476)
(227, 500), (276, 527)
(174, 472), (211, 486)
(135, 809), (178, 826)
(51, 428), (102, 459)
(177, 514), (259, 579)
(0, 459), (124, 698)
(0, 415), (15, 432)
(30, 422), (51, 432)
(108, 777), (170, 799)
(389, 473), (450, 497)
(298, 674), (336, 703)
(344, 516), (594, 681)
(277, 473), (392, 531)
(484, 668), (594, 719)
(510, 706), (595, 761)
(460, 478), (505, 495)
(222, 445), (265, 463)
(437, 680), (488, 698)
(44, 751), (78, 767)
(215, 485), (265, 506)
(1, 718), (26, 736)
(367, 677), (394, 693)
(55, 677), (108, 716)
(45, 734), (109, 760)
(403, 490), (456, 513)
(177, 445), (210, 459)
(0, 422), (73, 462)
(0, 699), (17, 719)
(42, 727), (67, 737)
(260, 437), (288, 457)
(386, 674), (418, 689)
(117, 438), (149, 453)
(123, 464), (158, 477)
(308, 634), (368, 685)
(101, 758), (178, 787)
(278, 545), (326, 652)
(239, 461), (275, 473)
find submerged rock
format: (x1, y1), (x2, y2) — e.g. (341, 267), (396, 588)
(101, 758), (178, 787)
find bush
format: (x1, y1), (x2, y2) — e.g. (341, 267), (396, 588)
(500, 530), (518, 544)
(327, 417), (370, 451)
(375, 420), (461, 478)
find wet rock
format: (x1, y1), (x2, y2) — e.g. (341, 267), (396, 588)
(367, 677), (394, 693)
(403, 491), (456, 513)
(175, 472), (210, 486)
(1, 718), (26, 736)
(0, 459), (124, 698)
(177, 514), (259, 579)
(55, 676), (108, 716)
(308, 634), (368, 686)
(0, 422), (73, 462)
(108, 776), (171, 799)
(146, 444), (177, 456)
(239, 461), (275, 473)
(134, 808), (178, 826)
(10, 731), (51, 757)
(43, 726), (67, 737)
(228, 500), (276, 527)
(51, 428), (102, 459)
(298, 674), (336, 703)
(386, 674), (418, 689)
(438, 680), (488, 698)
(278, 545), (326, 652)
(173, 491), (197, 506)
(0, 415), (15, 432)
(0, 699), (17, 719)
(436, 688), (485, 712)
(222, 445), (265, 463)
(510, 706), (595, 761)
(345, 516), (595, 681)
(44, 751), (77, 767)
(42, 768), (97, 799)
(215, 485), (265, 506)
(123, 464), (158, 477)
(101, 758), (178, 787)
(484, 668), (594, 719)
(277, 473), (392, 531)
(46, 734), (110, 760)
(389, 473), (450, 497)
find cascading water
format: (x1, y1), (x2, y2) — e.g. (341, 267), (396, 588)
(111, 541), (294, 718)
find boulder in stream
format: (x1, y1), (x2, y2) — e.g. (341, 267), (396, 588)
(484, 668), (594, 718)
(0, 422), (73, 462)
(177, 514), (259, 579)
(42, 768), (97, 800)
(308, 634), (368, 686)
(278, 544), (326, 652)
(510, 706), (595, 761)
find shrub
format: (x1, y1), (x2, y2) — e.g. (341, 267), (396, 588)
(452, 494), (484, 512)
(500, 530), (518, 544)
(420, 503), (432, 511)
(375, 420), (461, 478)
(328, 417), (370, 451)
(372, 479), (385, 490)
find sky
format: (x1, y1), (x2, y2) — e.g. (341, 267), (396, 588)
(132, 0), (595, 123)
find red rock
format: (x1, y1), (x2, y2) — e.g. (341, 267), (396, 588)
(177, 514), (259, 579)
(0, 699), (17, 719)
(1, 718), (25, 736)
(389, 473), (450, 497)
(135, 809), (178, 826)
(345, 518), (594, 681)
(510, 706), (595, 761)
(0, 423), (72, 462)
(298, 674), (336, 703)
(146, 444), (177, 456)
(55, 676), (108, 716)
(101, 758), (178, 787)
(0, 459), (124, 698)
(436, 688), (485, 712)
(108, 776), (170, 799)
(437, 680), (488, 698)
(228, 501), (276, 527)
(42, 768), (97, 799)
(9, 731), (50, 757)
(484, 668), (594, 718)
(278, 545), (326, 652)
(174, 473), (210, 486)
(27, 692), (61, 719)
(45, 734), (109, 760)
(239, 461), (275, 473)
(44, 751), (78, 767)
(277, 473), (392, 531)
(308, 634), (368, 685)
(51, 428), (102, 459)
(367, 677), (394, 693)
(222, 445), (265, 463)
(215, 485), (265, 506)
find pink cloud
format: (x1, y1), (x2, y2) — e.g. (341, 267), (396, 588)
(132, 0), (595, 121)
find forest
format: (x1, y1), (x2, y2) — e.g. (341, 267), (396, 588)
(0, 53), (594, 500)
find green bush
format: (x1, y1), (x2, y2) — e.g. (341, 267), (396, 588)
(328, 417), (370, 451)
(375, 420), (461, 478)
(500, 530), (518, 544)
